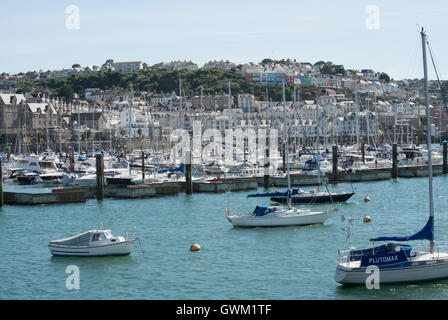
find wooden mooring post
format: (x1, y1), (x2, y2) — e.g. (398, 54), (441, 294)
(264, 147), (270, 188)
(332, 145), (338, 183)
(392, 142), (398, 179)
(142, 150), (145, 182)
(361, 139), (365, 163)
(443, 140), (447, 175)
(95, 153), (104, 201)
(185, 150), (192, 195)
(0, 156), (3, 207)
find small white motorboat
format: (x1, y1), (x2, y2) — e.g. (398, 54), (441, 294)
(49, 229), (136, 257)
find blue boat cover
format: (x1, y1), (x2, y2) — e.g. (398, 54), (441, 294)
(248, 191), (288, 198)
(252, 206), (278, 216)
(253, 206), (268, 216)
(370, 216), (434, 242)
(248, 189), (292, 198)
(305, 156), (325, 164)
(158, 164), (185, 174)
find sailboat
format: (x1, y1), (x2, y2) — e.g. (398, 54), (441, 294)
(335, 28), (448, 285)
(247, 93), (354, 205)
(226, 81), (337, 227)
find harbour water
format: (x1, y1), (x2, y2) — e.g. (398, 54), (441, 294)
(2, 176), (448, 300)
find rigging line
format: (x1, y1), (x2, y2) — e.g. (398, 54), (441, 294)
(427, 41), (447, 112)
(406, 36), (421, 80)
(425, 33), (444, 80)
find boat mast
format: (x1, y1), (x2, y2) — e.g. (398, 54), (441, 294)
(200, 87), (203, 163)
(355, 82), (360, 147)
(228, 80), (232, 130)
(59, 100), (62, 157)
(77, 103), (81, 154)
(316, 102), (321, 192)
(179, 78), (182, 129)
(421, 28), (435, 253)
(128, 84), (133, 175)
(282, 80), (291, 208)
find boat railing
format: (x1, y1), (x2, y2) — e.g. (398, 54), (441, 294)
(125, 226), (137, 240)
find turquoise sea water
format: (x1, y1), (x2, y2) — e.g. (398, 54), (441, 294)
(2, 176), (448, 300)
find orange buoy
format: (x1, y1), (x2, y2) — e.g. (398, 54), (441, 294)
(364, 196), (371, 202)
(363, 216), (372, 223)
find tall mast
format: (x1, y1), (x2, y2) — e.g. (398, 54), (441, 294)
(128, 84), (133, 155)
(355, 83), (360, 146)
(316, 102), (321, 192)
(366, 91), (371, 145)
(200, 87), (203, 163)
(228, 80), (232, 130)
(59, 100), (63, 156)
(77, 103), (81, 154)
(282, 80), (291, 208)
(109, 104), (112, 152)
(422, 28), (434, 253)
(46, 104), (49, 152)
(179, 78), (182, 129)
(293, 85), (297, 152)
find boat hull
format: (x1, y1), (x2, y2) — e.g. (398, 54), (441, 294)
(227, 211), (333, 227)
(335, 260), (448, 285)
(49, 239), (136, 257)
(271, 192), (354, 204)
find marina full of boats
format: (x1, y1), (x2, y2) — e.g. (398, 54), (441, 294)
(1, 142), (444, 188)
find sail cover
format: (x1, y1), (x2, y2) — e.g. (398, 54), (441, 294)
(248, 189), (292, 198)
(248, 191), (288, 198)
(158, 164), (185, 174)
(370, 216), (434, 242)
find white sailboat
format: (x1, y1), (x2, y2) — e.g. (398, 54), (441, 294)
(226, 80), (336, 227)
(335, 28), (448, 285)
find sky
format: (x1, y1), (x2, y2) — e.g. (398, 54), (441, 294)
(0, 0), (447, 80)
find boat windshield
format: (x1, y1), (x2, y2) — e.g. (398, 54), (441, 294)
(104, 231), (112, 238)
(92, 233), (105, 241)
(39, 162), (54, 169)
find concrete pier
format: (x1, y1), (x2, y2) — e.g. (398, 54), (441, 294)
(257, 173), (326, 187)
(4, 189), (86, 205)
(194, 177), (257, 193)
